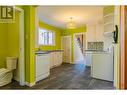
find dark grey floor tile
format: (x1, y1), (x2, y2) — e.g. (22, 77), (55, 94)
(0, 63), (114, 90)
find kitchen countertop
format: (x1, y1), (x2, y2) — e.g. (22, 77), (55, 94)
(85, 50), (109, 54)
(35, 50), (63, 54)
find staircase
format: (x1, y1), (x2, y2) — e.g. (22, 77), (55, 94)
(76, 37), (83, 53)
(74, 36), (84, 63)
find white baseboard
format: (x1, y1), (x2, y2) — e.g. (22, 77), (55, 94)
(70, 62), (74, 64)
(62, 61), (74, 64)
(74, 60), (82, 63)
(25, 82), (36, 87)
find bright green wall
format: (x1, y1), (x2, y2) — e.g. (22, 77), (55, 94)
(23, 6), (36, 83)
(29, 6), (36, 83)
(0, 9), (20, 80)
(0, 10), (20, 69)
(39, 21), (62, 50)
(7, 10), (20, 57)
(7, 10), (20, 79)
(61, 26), (87, 62)
(0, 23), (7, 68)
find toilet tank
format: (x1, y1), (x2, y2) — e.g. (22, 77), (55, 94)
(6, 57), (17, 70)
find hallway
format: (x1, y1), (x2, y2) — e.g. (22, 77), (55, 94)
(0, 63), (114, 89)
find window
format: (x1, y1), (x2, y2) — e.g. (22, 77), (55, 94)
(38, 28), (55, 45)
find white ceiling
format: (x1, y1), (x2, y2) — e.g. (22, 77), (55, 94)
(38, 6), (103, 29)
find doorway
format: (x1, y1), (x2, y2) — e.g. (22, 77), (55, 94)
(14, 7), (25, 86)
(73, 33), (86, 63)
(61, 36), (72, 63)
(0, 7), (24, 87)
(120, 6), (127, 89)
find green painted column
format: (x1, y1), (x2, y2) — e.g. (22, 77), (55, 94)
(23, 6), (36, 84)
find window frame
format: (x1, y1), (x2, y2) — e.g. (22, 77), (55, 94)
(38, 28), (55, 46)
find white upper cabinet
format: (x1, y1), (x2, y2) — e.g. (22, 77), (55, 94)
(95, 22), (104, 41)
(86, 25), (96, 42)
(86, 23), (104, 42)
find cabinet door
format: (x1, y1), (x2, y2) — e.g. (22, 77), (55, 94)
(57, 52), (62, 65)
(50, 52), (63, 68)
(50, 52), (54, 68)
(60, 52), (63, 64)
(86, 53), (92, 66)
(53, 52), (57, 66)
(36, 54), (50, 77)
(55, 52), (60, 66)
(53, 52), (63, 67)
(92, 53), (113, 81)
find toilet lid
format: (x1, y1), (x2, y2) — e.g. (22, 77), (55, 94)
(0, 68), (10, 74)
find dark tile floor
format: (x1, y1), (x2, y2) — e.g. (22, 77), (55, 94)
(0, 63), (115, 90)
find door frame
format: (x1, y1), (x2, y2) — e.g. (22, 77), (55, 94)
(61, 36), (72, 63)
(73, 32), (86, 63)
(15, 7), (25, 86)
(120, 6), (127, 89)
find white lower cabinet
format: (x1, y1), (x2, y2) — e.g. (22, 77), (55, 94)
(36, 54), (50, 82)
(50, 51), (63, 68)
(50, 52), (55, 68)
(85, 52), (92, 66)
(35, 51), (63, 82)
(91, 51), (114, 81)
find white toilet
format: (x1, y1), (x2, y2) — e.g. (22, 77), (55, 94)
(0, 57), (17, 86)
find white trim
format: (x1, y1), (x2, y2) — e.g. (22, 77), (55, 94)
(38, 28), (56, 46)
(73, 32), (86, 36)
(113, 6), (120, 89)
(15, 7), (25, 86)
(70, 62), (74, 64)
(73, 32), (86, 63)
(25, 82), (36, 87)
(61, 36), (72, 63)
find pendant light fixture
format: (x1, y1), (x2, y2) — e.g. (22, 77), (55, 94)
(66, 17), (76, 29)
